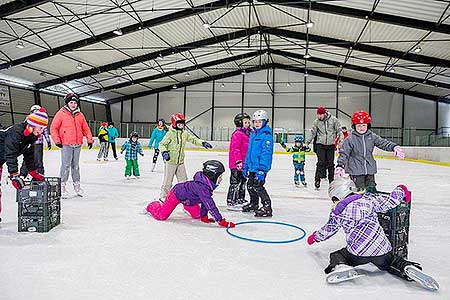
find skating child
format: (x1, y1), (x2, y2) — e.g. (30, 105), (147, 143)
(334, 126), (349, 152)
(280, 134), (310, 187)
(107, 122), (119, 160)
(335, 111), (405, 193)
(242, 110), (274, 217)
(120, 131), (144, 179)
(158, 113), (212, 202)
(146, 160), (235, 228)
(227, 112), (252, 211)
(0, 108), (48, 222)
(148, 118), (167, 172)
(97, 121), (109, 161)
(307, 177), (439, 291)
(20, 104), (52, 177)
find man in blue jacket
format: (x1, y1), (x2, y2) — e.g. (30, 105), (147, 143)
(242, 110), (274, 217)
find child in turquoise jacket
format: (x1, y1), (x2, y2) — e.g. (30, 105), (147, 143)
(107, 122), (119, 160)
(148, 119), (167, 171)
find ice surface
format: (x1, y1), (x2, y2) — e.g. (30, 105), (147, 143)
(0, 149), (448, 299)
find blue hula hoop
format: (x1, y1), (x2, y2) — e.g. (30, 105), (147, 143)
(226, 220), (306, 244)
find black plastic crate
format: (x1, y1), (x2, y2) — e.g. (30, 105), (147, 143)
(16, 177), (61, 203)
(18, 199), (60, 217)
(18, 214), (60, 232)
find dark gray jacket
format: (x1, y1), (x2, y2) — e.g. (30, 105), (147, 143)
(306, 113), (343, 146)
(337, 130), (397, 175)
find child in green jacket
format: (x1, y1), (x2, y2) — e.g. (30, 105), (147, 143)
(158, 113), (212, 201)
(280, 135), (310, 187)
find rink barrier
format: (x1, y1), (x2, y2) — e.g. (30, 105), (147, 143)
(226, 220), (306, 244)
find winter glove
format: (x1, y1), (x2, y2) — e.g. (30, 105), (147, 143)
(242, 164), (249, 178)
(56, 143), (63, 148)
(9, 173), (25, 190)
(120, 150), (124, 154)
(235, 160), (243, 171)
(29, 170), (45, 182)
(201, 216), (215, 223)
(202, 141), (212, 149)
(397, 184), (411, 203)
(280, 141), (286, 149)
(140, 153), (144, 157)
(307, 231), (317, 245)
(88, 143), (93, 150)
(334, 166), (345, 177)
(218, 218), (235, 228)
(255, 170), (266, 182)
(162, 151), (170, 161)
(394, 146), (405, 159)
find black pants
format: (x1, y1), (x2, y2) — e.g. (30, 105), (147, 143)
(315, 144), (335, 183)
(247, 172), (271, 208)
(20, 144), (44, 176)
(351, 175), (376, 190)
(226, 169), (246, 204)
(152, 149), (160, 164)
(326, 248), (420, 280)
(109, 142), (117, 159)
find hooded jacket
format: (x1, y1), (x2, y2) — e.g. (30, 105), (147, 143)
(148, 126), (167, 149)
(158, 126), (204, 165)
(306, 112), (343, 146)
(50, 106), (93, 146)
(228, 128), (252, 169)
(172, 171), (223, 221)
(337, 130), (397, 176)
(244, 125), (273, 173)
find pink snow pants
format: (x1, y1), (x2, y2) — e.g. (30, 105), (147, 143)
(146, 190), (200, 220)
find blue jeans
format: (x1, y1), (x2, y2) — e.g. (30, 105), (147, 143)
(294, 162), (305, 182)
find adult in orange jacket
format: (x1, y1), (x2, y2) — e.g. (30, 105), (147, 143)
(50, 93), (93, 198)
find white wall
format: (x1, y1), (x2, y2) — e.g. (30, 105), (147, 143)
(404, 96), (436, 129)
(133, 95), (157, 122)
(371, 89), (403, 128)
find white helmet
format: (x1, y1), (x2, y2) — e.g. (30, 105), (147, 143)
(30, 104), (41, 112)
(328, 177), (358, 202)
(252, 110), (269, 122)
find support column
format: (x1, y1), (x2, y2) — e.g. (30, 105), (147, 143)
(241, 73), (245, 113)
(34, 90), (41, 106)
(211, 80), (215, 141)
(271, 67), (275, 128)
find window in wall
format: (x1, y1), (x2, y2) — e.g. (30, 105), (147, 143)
(10, 88), (34, 114)
(111, 102), (121, 123)
(158, 90), (184, 121)
(0, 112), (12, 128)
(94, 103), (107, 121)
(274, 108), (304, 132)
(83, 103), (94, 121)
(40, 93), (59, 117)
(133, 95), (157, 122)
(122, 100), (131, 122)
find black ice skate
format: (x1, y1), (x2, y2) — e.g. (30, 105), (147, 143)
(315, 180), (320, 190)
(302, 181), (307, 187)
(254, 206), (272, 217)
(294, 181), (300, 187)
(404, 265), (440, 291)
(227, 200), (244, 211)
(242, 203), (258, 213)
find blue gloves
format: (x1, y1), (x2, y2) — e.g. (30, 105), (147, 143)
(162, 151), (170, 161)
(202, 141), (212, 149)
(242, 163), (249, 178)
(255, 170), (266, 182)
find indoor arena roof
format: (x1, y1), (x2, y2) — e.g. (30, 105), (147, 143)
(1, 0), (450, 104)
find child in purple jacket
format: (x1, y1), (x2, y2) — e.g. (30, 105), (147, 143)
(307, 177), (439, 291)
(146, 160), (235, 228)
(226, 112), (252, 211)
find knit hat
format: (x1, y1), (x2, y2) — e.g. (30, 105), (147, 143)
(64, 93), (80, 105)
(317, 106), (326, 115)
(101, 121), (107, 127)
(26, 107), (48, 128)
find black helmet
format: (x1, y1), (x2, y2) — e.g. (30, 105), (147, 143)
(129, 131), (139, 139)
(234, 112), (250, 127)
(202, 160), (225, 184)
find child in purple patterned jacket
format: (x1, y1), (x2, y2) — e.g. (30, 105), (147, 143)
(307, 177), (439, 291)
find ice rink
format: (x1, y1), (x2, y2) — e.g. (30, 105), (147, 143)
(0, 149), (448, 300)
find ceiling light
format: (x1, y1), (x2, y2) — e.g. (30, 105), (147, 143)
(414, 46), (422, 53)
(117, 77), (122, 83)
(172, 84), (177, 89)
(338, 83), (343, 89)
(185, 72), (190, 77)
(16, 40), (24, 49)
(221, 83), (225, 88)
(158, 53), (163, 60)
(388, 67), (395, 73)
(241, 70), (246, 75)
(286, 82), (291, 87)
(203, 22), (210, 29)
(39, 72), (46, 78)
(304, 71), (309, 77)
(227, 52), (233, 57)
(76, 63), (83, 70)
(113, 28), (123, 36)
(306, 21), (314, 28)
(304, 53), (311, 59)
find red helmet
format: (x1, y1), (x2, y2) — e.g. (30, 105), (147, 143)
(171, 113), (186, 127)
(352, 111), (371, 125)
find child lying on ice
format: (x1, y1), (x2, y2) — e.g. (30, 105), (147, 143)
(146, 160), (235, 228)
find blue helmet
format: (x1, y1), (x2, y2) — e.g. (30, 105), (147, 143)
(294, 135), (304, 143)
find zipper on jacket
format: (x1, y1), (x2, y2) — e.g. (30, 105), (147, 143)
(177, 130), (182, 164)
(363, 134), (368, 175)
(72, 113), (79, 145)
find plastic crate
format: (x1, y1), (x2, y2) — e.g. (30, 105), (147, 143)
(18, 199), (60, 217)
(16, 177), (61, 203)
(18, 214), (60, 232)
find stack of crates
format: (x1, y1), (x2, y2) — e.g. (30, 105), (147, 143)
(17, 177), (61, 232)
(378, 193), (411, 259)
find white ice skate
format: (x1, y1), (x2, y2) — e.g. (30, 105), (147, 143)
(104, 158), (108, 161)
(227, 203), (244, 211)
(326, 265), (365, 284)
(134, 175), (140, 179)
(61, 183), (69, 199)
(125, 176), (131, 180)
(404, 265), (439, 291)
(151, 163), (156, 172)
(73, 182), (84, 197)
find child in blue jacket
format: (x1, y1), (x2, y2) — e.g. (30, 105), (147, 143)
(242, 110), (274, 217)
(148, 118), (167, 172)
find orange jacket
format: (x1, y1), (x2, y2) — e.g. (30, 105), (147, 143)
(50, 107), (93, 146)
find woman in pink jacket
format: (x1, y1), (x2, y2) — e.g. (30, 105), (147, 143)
(226, 113), (252, 210)
(50, 93), (93, 198)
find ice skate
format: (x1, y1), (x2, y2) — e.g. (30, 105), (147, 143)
(254, 206), (272, 217)
(242, 203), (258, 213)
(237, 198), (248, 206)
(134, 175), (140, 179)
(227, 200), (244, 211)
(294, 181), (300, 188)
(115, 157), (118, 160)
(326, 265), (364, 283)
(315, 180), (320, 190)
(151, 163), (156, 172)
(96, 158), (101, 161)
(125, 175), (131, 180)
(61, 182), (69, 199)
(73, 182), (84, 197)
(104, 157), (108, 161)
(301, 181), (307, 187)
(404, 265), (439, 291)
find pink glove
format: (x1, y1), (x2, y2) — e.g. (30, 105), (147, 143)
(235, 160), (243, 171)
(397, 184), (411, 203)
(307, 231), (317, 245)
(334, 166), (345, 177)
(394, 146), (405, 159)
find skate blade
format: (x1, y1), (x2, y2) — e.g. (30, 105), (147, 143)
(405, 266), (440, 291)
(227, 205), (244, 211)
(327, 270), (364, 284)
